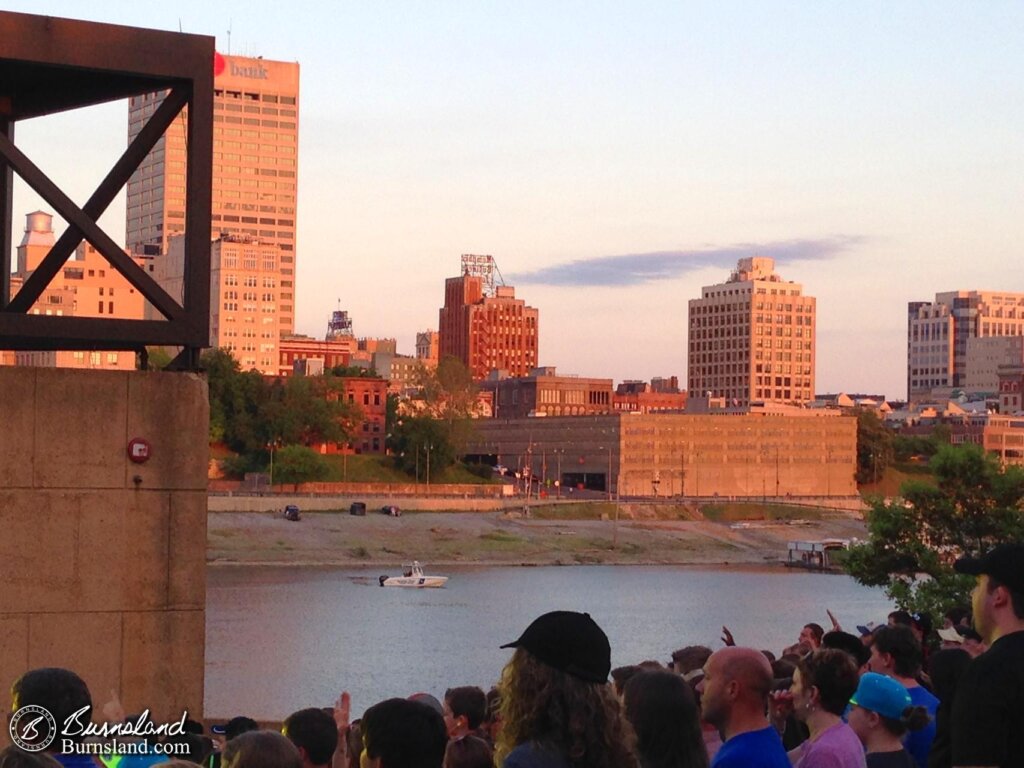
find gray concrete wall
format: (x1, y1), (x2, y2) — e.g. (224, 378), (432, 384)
(0, 368), (208, 724)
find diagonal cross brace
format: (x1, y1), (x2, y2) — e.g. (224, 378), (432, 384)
(0, 129), (183, 321)
(6, 87), (190, 315)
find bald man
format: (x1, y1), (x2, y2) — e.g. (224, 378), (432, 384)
(698, 647), (790, 768)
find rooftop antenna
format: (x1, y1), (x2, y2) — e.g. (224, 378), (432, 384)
(226, 19), (232, 55)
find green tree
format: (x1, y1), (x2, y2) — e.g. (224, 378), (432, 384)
(272, 445), (331, 486)
(856, 408), (894, 484)
(414, 356), (478, 453)
(389, 416), (456, 479)
(843, 443), (1024, 616)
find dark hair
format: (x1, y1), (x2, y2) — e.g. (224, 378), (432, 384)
(623, 671), (708, 768)
(771, 658), (797, 681)
(221, 730), (302, 768)
(162, 733), (214, 764)
(888, 610), (913, 626)
(283, 708), (338, 766)
(484, 688), (501, 724)
(796, 649), (860, 717)
(873, 625), (923, 678)
(444, 687), (487, 731)
(987, 576), (1024, 620)
(822, 630), (870, 668)
(911, 611), (933, 636)
(803, 623), (825, 645)
(0, 747), (63, 768)
(225, 717), (260, 742)
(879, 706), (931, 737)
(11, 668), (92, 747)
(443, 735), (493, 768)
(362, 699), (447, 768)
(670, 646), (712, 674)
(944, 607), (970, 626)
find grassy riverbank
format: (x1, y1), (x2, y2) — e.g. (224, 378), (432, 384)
(208, 502), (866, 567)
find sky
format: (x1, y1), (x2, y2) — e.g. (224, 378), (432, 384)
(5, 1), (1024, 400)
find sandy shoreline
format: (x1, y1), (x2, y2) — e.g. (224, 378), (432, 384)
(208, 506), (867, 568)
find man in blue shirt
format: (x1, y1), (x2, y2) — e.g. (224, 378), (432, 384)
(698, 647), (790, 768)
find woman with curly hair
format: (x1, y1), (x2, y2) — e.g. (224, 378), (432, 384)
(496, 611), (638, 768)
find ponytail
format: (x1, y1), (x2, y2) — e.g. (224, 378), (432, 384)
(880, 705), (930, 737)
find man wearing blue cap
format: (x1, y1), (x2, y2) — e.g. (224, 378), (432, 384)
(948, 543), (1024, 768)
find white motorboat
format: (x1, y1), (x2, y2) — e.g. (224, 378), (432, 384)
(378, 561), (448, 588)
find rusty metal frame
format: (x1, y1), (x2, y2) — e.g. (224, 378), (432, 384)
(0, 11), (213, 369)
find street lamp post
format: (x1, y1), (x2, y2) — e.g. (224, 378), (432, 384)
(426, 442), (432, 492)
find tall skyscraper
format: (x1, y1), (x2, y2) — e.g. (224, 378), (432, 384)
(438, 255), (539, 380)
(907, 290), (1024, 402)
(688, 256), (816, 406)
(126, 52), (299, 336)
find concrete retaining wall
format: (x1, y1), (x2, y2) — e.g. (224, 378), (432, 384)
(0, 368), (209, 723)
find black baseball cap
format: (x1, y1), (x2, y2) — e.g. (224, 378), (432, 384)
(955, 543), (1024, 594)
(501, 611), (611, 683)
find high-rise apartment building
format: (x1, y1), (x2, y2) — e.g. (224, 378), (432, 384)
(126, 53), (299, 335)
(438, 256), (539, 381)
(907, 291), (1024, 402)
(688, 257), (816, 406)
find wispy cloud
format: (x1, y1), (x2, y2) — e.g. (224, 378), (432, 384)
(508, 236), (868, 287)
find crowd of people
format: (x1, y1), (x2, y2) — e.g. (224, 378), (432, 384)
(4, 543), (1022, 768)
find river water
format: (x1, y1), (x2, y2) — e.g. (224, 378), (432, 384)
(205, 564), (892, 720)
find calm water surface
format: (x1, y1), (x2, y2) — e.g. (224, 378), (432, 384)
(205, 564), (892, 720)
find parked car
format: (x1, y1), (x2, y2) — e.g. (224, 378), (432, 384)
(283, 504), (301, 522)
(349, 502), (367, 516)
(381, 505), (401, 517)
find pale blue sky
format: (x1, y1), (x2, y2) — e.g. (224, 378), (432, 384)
(6, 1), (1024, 399)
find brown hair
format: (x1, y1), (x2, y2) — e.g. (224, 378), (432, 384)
(0, 747), (62, 768)
(222, 730), (302, 768)
(796, 649), (860, 717)
(497, 648), (638, 768)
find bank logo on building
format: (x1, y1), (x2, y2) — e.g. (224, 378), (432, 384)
(9, 705), (58, 752)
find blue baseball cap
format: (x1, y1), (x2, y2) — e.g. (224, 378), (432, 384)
(849, 672), (912, 719)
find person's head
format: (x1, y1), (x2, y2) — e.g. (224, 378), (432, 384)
(0, 746), (63, 768)
(955, 543), (1024, 643)
(798, 623), (824, 649)
(442, 735), (492, 768)
(670, 645), (713, 682)
(847, 673), (929, 745)
(888, 610), (913, 627)
(344, 720), (361, 768)
(221, 730), (302, 768)
(943, 606), (971, 629)
(282, 708), (338, 768)
(910, 611), (933, 642)
(442, 686), (486, 738)
(224, 716), (260, 742)
(792, 648), (860, 720)
(497, 611), (636, 768)
(697, 647), (773, 733)
(821, 630), (871, 672)
(623, 670), (708, 768)
(10, 668), (92, 749)
(361, 699), (446, 768)
(870, 625), (922, 679)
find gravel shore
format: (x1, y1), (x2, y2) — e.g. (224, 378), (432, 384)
(208, 505), (867, 568)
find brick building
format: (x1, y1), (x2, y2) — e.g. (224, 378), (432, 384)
(438, 258), (539, 380)
(613, 381), (688, 414)
(278, 334), (355, 376)
(480, 367), (613, 419)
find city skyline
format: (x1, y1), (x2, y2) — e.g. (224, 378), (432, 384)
(4, 1), (1023, 398)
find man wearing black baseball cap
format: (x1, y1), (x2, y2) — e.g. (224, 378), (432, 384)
(948, 542), (1024, 767)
